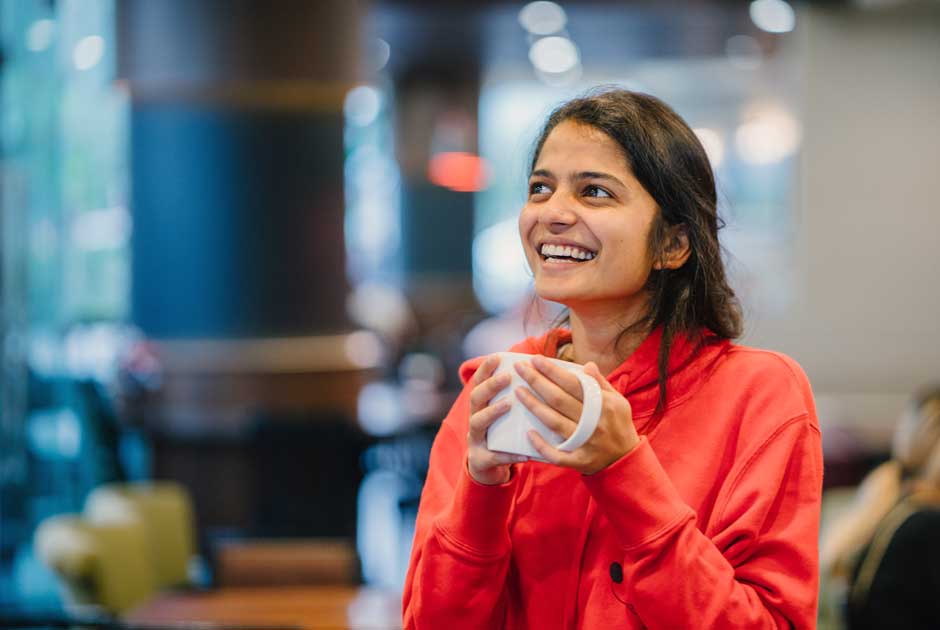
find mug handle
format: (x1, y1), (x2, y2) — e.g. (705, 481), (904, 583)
(555, 371), (603, 452)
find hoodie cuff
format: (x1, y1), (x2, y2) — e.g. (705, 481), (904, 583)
(435, 460), (518, 558)
(581, 437), (694, 553)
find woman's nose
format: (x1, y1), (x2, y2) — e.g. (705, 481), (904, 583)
(539, 202), (579, 231)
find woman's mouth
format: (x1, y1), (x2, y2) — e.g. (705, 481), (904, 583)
(539, 243), (597, 264)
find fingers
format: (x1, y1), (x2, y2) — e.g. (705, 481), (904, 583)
(515, 385), (577, 439)
(467, 446), (527, 485)
(516, 358), (582, 420)
(473, 448), (529, 468)
(469, 354), (500, 389)
(527, 430), (578, 467)
(467, 398), (511, 442)
(469, 370), (512, 414)
(531, 356), (586, 400)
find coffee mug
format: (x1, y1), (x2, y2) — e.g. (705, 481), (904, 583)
(485, 352), (603, 461)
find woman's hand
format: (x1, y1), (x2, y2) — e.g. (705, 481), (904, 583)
(514, 356), (640, 475)
(466, 355), (528, 485)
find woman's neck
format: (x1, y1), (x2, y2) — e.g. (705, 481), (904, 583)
(566, 299), (651, 376)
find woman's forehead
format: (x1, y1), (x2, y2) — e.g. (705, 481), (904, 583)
(535, 121), (631, 173)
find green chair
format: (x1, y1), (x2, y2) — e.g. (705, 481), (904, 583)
(34, 481), (196, 615)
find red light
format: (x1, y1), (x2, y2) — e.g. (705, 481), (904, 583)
(427, 152), (490, 193)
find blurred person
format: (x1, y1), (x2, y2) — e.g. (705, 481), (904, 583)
(403, 89), (822, 629)
(820, 385), (940, 630)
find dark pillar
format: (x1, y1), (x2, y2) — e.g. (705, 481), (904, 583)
(117, 0), (360, 339)
(116, 1), (372, 547)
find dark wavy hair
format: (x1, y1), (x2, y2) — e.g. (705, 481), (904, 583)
(530, 87), (743, 414)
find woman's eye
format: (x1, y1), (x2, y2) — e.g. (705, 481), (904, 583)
(529, 182), (551, 195)
(584, 185), (612, 198)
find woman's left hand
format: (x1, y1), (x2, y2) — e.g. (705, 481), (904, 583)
(514, 356), (640, 475)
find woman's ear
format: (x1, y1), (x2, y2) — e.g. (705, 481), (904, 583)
(653, 224), (691, 270)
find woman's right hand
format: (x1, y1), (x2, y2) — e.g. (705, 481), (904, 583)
(467, 355), (527, 485)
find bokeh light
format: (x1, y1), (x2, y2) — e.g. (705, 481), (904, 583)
(528, 36), (579, 74)
(345, 86), (383, 127)
(518, 2), (567, 36)
(749, 0), (796, 34)
(472, 218), (531, 314)
(73, 35), (104, 71)
(344, 330), (385, 369)
(427, 152), (490, 192)
(26, 19), (55, 52)
(735, 103), (801, 164)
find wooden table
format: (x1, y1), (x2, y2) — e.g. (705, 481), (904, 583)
(128, 586), (403, 630)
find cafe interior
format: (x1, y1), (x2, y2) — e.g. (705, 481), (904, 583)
(0, 0), (938, 628)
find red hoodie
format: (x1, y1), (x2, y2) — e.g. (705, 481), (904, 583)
(403, 328), (822, 629)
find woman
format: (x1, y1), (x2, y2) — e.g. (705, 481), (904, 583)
(820, 385), (940, 629)
(403, 89), (822, 629)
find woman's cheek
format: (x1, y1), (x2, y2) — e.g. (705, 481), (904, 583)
(518, 205), (536, 234)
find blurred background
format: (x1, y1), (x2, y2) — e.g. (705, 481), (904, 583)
(0, 0), (937, 628)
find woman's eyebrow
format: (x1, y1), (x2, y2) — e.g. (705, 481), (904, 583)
(529, 168), (625, 189)
(576, 171), (625, 187)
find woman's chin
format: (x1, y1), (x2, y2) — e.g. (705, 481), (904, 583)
(533, 284), (582, 307)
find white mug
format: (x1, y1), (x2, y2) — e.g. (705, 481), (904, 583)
(485, 352), (603, 461)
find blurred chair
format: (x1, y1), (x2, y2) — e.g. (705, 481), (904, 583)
(34, 481), (196, 615)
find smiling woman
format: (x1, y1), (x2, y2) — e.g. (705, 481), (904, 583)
(522, 92), (743, 406)
(403, 88), (822, 629)
(520, 121), (668, 369)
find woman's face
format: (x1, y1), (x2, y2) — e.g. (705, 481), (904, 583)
(519, 120), (660, 313)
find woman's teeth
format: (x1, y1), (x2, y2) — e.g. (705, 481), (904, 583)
(539, 243), (596, 261)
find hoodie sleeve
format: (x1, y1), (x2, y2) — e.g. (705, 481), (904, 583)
(402, 384), (519, 629)
(582, 412), (823, 629)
